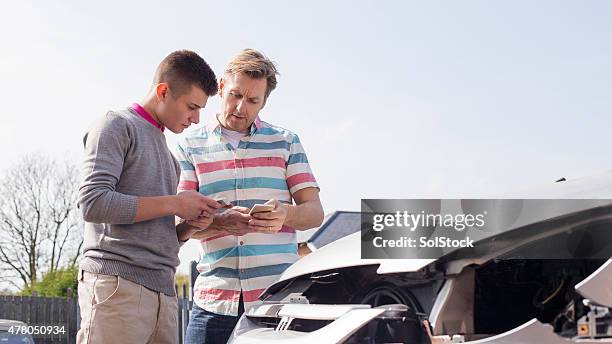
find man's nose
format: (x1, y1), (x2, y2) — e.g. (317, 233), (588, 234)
(191, 111), (200, 124)
(237, 99), (247, 113)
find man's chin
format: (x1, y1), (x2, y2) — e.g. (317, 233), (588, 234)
(168, 126), (185, 134)
(227, 120), (250, 133)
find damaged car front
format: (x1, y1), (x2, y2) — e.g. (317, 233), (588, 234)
(229, 180), (612, 343)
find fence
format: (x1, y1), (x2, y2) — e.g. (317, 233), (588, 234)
(176, 284), (192, 344)
(0, 267), (198, 344)
(0, 291), (193, 344)
(0, 294), (78, 344)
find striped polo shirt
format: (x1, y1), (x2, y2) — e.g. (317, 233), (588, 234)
(176, 115), (319, 316)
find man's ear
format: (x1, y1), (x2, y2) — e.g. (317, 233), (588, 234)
(218, 78), (224, 97)
(155, 83), (169, 102)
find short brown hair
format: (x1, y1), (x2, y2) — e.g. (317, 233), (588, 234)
(153, 50), (218, 97)
(224, 49), (279, 100)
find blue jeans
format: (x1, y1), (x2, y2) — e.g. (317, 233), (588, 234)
(185, 296), (244, 344)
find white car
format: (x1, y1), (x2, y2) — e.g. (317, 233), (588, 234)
(229, 173), (612, 343)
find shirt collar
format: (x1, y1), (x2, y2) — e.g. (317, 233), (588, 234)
(130, 103), (165, 132)
(208, 114), (262, 136)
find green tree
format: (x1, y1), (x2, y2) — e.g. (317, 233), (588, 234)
(0, 154), (83, 291)
(21, 265), (78, 297)
(175, 273), (191, 299)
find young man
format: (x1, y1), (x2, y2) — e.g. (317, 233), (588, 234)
(177, 49), (324, 344)
(77, 50), (222, 344)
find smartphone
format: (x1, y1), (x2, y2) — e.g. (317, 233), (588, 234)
(249, 204), (275, 215)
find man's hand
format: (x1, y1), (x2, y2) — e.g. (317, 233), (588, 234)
(214, 206), (253, 235)
(177, 214), (219, 241)
(189, 206), (253, 240)
(175, 191), (221, 220)
(186, 215), (214, 231)
(248, 200), (288, 233)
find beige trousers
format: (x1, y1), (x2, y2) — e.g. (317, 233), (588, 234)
(76, 270), (178, 344)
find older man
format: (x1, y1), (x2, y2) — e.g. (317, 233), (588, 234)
(176, 49), (324, 343)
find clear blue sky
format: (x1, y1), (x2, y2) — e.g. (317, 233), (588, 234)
(1, 1), (611, 272)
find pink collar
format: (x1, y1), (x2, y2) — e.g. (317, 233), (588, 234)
(131, 103), (165, 132)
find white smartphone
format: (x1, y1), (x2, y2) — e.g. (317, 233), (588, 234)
(249, 204), (275, 215)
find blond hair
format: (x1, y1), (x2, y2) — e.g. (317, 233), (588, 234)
(224, 49), (279, 100)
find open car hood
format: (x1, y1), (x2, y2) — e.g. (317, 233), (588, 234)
(277, 198), (612, 284)
(277, 231), (434, 283)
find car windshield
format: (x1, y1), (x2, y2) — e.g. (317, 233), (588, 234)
(0, 331), (34, 344)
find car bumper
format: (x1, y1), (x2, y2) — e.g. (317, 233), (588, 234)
(228, 303), (384, 344)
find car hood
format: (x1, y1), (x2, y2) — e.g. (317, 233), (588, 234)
(278, 231), (435, 283)
(278, 198), (612, 284)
